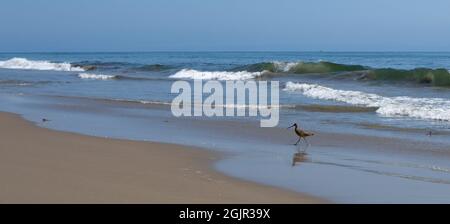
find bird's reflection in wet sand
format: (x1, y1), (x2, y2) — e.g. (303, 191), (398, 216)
(292, 152), (309, 167)
(291, 140), (311, 166)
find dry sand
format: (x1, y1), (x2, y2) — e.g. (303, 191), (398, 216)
(0, 112), (322, 203)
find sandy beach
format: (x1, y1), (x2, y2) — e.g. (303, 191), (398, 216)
(0, 112), (322, 203)
(2, 0), (450, 205)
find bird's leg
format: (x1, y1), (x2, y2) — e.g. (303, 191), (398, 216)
(303, 137), (310, 146)
(303, 138), (309, 153)
(294, 138), (301, 145)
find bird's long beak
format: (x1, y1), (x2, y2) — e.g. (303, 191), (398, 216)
(287, 124), (295, 129)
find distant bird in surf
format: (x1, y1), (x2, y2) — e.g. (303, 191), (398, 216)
(287, 123), (314, 146)
(427, 130), (437, 137)
(42, 118), (51, 122)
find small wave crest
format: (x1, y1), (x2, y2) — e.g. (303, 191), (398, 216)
(0, 58), (84, 72)
(78, 73), (116, 80)
(71, 61), (173, 72)
(284, 81), (450, 121)
(134, 64), (172, 71)
(273, 61), (302, 72)
(169, 69), (266, 80)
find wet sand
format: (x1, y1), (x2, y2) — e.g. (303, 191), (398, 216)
(3, 94), (450, 203)
(0, 112), (323, 203)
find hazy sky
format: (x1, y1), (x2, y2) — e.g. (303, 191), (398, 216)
(1, 0), (450, 52)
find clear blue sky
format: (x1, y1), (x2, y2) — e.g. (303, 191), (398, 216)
(1, 0), (449, 52)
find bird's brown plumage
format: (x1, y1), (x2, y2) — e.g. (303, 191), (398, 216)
(288, 123), (314, 145)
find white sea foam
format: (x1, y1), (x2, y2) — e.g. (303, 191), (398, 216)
(170, 69), (265, 80)
(78, 73), (116, 80)
(0, 57), (84, 72)
(284, 81), (450, 121)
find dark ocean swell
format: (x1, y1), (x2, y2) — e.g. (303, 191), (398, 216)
(233, 61), (450, 86)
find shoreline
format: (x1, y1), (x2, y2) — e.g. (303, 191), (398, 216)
(3, 93), (450, 202)
(0, 112), (324, 203)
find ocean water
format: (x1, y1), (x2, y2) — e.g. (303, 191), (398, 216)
(1, 52), (450, 133)
(2, 52), (450, 202)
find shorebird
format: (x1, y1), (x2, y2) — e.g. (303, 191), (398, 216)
(426, 129), (436, 137)
(287, 123), (314, 146)
(42, 118), (51, 122)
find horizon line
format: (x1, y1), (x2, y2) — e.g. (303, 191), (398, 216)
(1, 50), (450, 54)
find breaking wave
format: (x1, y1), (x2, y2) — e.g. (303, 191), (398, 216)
(4, 57), (450, 86)
(169, 69), (267, 80)
(284, 81), (450, 121)
(0, 58), (84, 72)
